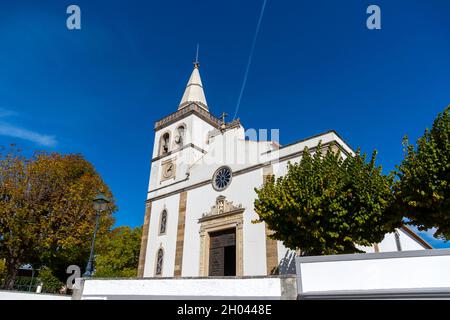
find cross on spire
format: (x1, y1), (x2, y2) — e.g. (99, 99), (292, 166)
(194, 43), (200, 68)
(178, 49), (208, 110)
(220, 112), (228, 129)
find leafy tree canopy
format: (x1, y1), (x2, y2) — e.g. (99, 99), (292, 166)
(94, 226), (142, 278)
(0, 146), (116, 288)
(394, 105), (450, 240)
(254, 143), (400, 256)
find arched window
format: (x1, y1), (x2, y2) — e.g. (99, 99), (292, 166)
(155, 247), (164, 276)
(159, 132), (170, 155)
(159, 209), (167, 235)
(174, 125), (186, 146)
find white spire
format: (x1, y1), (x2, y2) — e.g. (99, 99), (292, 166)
(178, 63), (208, 110)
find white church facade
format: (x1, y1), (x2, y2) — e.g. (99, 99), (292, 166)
(137, 63), (431, 278)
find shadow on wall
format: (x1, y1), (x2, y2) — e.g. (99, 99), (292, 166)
(271, 251), (297, 275)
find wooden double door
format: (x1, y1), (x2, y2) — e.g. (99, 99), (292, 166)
(208, 228), (236, 276)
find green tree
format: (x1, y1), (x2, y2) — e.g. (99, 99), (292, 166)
(94, 226), (142, 278)
(37, 267), (63, 294)
(394, 105), (450, 240)
(254, 143), (400, 256)
(0, 146), (116, 289)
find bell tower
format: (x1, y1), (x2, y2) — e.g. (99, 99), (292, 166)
(147, 62), (222, 192)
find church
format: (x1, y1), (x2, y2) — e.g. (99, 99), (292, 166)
(137, 62), (431, 278)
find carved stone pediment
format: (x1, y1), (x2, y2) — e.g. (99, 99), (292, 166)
(200, 195), (243, 220)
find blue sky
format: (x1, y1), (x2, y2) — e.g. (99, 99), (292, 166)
(0, 0), (449, 248)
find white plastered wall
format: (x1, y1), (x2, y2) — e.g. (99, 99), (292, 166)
(143, 193), (181, 277)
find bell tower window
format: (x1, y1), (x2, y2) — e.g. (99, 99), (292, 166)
(159, 132), (170, 155)
(174, 125), (186, 146)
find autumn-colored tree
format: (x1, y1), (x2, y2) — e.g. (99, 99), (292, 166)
(94, 226), (142, 278)
(0, 146), (115, 289)
(394, 105), (450, 240)
(0, 259), (6, 283)
(254, 144), (400, 256)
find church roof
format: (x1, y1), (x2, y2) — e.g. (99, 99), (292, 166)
(178, 63), (208, 111)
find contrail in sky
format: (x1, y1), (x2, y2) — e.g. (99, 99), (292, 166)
(232, 0), (268, 120)
(0, 122), (57, 147)
(0, 108), (56, 147)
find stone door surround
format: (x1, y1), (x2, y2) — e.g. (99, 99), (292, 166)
(198, 196), (244, 276)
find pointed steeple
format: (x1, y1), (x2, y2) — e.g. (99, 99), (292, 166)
(178, 62), (208, 111)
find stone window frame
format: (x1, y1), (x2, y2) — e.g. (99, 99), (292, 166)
(211, 166), (233, 192)
(198, 208), (244, 277)
(154, 245), (164, 276)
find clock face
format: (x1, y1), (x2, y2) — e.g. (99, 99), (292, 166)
(162, 161), (175, 179)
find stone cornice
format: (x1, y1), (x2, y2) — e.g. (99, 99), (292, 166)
(154, 102), (221, 131)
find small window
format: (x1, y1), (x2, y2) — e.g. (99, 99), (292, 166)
(155, 248), (164, 276)
(159, 132), (170, 155)
(174, 125), (185, 146)
(159, 210), (167, 235)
